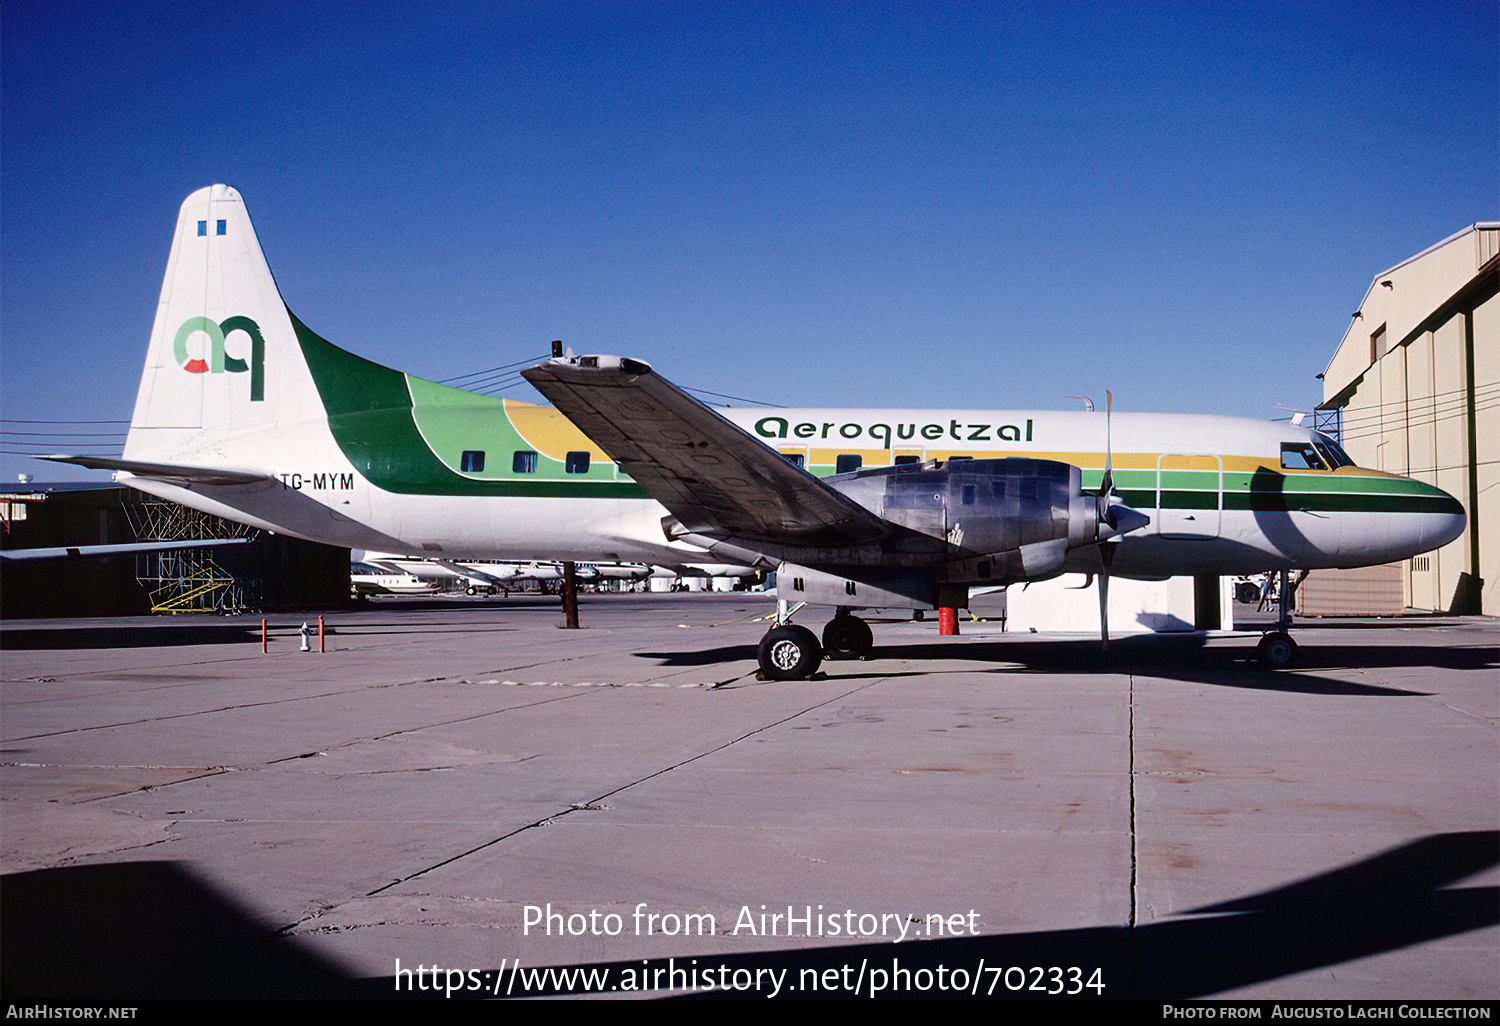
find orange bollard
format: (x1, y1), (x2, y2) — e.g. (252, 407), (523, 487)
(261, 617), (267, 653)
(317, 615), (325, 653)
(938, 607), (960, 635)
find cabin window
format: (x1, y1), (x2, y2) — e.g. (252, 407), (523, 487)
(216, 219), (227, 236)
(1280, 443), (1327, 471)
(512, 450), (538, 474)
(948, 455), (973, 463)
(565, 451), (591, 474)
(835, 454), (862, 474)
(781, 453), (805, 469)
(962, 484), (977, 506)
(894, 454), (921, 466)
(461, 450), (485, 473)
(197, 220), (207, 236)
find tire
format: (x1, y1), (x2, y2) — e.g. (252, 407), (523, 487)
(822, 615), (873, 659)
(1235, 582), (1260, 604)
(466, 586), (477, 596)
(1257, 631), (1297, 668)
(757, 625), (824, 680)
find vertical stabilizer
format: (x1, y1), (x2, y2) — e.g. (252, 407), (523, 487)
(124, 185), (326, 460)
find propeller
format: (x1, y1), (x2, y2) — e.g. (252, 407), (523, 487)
(1094, 391), (1151, 649)
(1098, 390), (1115, 649)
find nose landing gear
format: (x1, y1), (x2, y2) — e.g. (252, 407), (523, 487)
(1257, 568), (1304, 668)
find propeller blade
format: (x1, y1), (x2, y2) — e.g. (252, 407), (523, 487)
(1098, 540), (1114, 649)
(1104, 389), (1114, 488)
(1099, 389), (1115, 498)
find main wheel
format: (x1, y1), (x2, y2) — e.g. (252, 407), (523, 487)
(822, 615), (873, 659)
(1257, 631), (1297, 668)
(757, 625), (824, 680)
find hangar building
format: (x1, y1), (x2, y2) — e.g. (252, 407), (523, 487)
(1317, 223), (1498, 615)
(1, 484), (349, 618)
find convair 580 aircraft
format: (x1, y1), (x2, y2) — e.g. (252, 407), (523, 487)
(50, 186), (1466, 677)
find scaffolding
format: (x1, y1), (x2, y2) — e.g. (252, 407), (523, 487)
(1312, 406), (1342, 441)
(125, 499), (261, 613)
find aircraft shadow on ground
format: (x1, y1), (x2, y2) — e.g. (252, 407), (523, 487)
(640, 634), (1494, 696)
(0, 625), (268, 651)
(0, 618), (530, 650)
(350, 597), (565, 613)
(1, 832), (1493, 1000)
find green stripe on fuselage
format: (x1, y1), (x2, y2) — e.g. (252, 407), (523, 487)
(292, 313), (647, 498)
(405, 376), (613, 487)
(292, 317), (1457, 514)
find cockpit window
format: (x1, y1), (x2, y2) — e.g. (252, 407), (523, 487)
(1312, 433), (1356, 468)
(1280, 442), (1328, 471)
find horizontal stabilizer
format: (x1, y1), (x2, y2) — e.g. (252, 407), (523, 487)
(0, 538), (251, 564)
(38, 455), (268, 486)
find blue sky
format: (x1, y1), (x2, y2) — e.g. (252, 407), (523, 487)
(3, 1), (1496, 481)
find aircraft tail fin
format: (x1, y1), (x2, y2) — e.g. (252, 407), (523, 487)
(123, 185), (329, 460)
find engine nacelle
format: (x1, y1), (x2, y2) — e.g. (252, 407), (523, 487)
(830, 458), (1099, 582)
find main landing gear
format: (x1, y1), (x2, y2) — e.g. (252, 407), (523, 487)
(756, 605), (874, 680)
(822, 612), (874, 660)
(757, 624), (823, 680)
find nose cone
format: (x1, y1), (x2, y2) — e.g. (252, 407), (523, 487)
(1418, 482), (1467, 553)
(1335, 476), (1466, 567)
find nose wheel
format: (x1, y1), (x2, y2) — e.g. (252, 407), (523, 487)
(1257, 630), (1297, 668)
(1257, 568), (1304, 668)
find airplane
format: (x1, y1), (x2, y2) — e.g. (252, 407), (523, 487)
(349, 559), (441, 597)
(357, 553), (655, 594)
(45, 185), (1467, 678)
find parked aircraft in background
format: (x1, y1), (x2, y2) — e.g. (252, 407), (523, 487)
(48, 186), (1466, 677)
(356, 553), (654, 594)
(349, 560), (440, 597)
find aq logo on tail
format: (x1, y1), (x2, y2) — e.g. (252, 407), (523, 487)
(174, 316), (265, 401)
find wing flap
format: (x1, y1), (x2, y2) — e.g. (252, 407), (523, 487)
(521, 356), (887, 549)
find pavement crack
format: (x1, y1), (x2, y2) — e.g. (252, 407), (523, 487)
(76, 767), (238, 803)
(362, 679), (885, 895)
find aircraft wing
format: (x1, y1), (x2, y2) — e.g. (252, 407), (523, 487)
(522, 356), (887, 551)
(38, 456), (268, 486)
